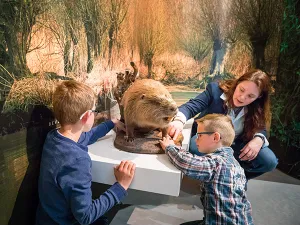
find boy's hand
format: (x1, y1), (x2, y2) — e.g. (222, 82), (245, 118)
(111, 119), (126, 132)
(159, 136), (175, 151)
(114, 160), (136, 190)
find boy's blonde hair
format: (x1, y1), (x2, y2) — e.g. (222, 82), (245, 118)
(196, 114), (235, 146)
(53, 80), (95, 125)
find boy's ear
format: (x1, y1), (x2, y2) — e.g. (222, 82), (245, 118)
(213, 132), (221, 142)
(80, 111), (90, 124)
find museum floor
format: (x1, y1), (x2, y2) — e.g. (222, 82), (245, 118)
(91, 169), (300, 225)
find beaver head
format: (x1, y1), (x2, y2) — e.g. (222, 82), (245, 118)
(121, 79), (178, 141)
(137, 92), (178, 128)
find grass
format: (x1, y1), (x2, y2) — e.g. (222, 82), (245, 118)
(170, 91), (199, 99)
(2, 76), (59, 113)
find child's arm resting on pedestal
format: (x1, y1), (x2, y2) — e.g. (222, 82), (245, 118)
(160, 137), (217, 182)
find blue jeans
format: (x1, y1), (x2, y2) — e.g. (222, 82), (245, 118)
(189, 135), (278, 180)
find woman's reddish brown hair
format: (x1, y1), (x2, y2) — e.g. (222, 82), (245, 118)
(219, 69), (271, 141)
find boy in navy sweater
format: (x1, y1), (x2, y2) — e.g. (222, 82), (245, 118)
(36, 80), (136, 225)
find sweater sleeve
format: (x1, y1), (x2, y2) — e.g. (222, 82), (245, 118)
(79, 120), (115, 146)
(178, 82), (215, 120)
(58, 157), (127, 225)
(165, 145), (217, 182)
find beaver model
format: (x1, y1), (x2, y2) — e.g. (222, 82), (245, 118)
(121, 79), (178, 142)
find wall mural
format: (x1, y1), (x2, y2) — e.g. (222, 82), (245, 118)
(0, 0), (299, 224)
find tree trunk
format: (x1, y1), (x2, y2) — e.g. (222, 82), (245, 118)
(209, 39), (229, 75)
(144, 52), (154, 79)
(3, 26), (30, 79)
(82, 7), (95, 74)
(83, 20), (94, 73)
(250, 38), (267, 70)
(63, 26), (79, 75)
(96, 42), (101, 58)
(69, 26), (78, 73)
(86, 40), (94, 73)
(108, 25), (115, 68)
(63, 40), (71, 75)
(147, 59), (153, 79)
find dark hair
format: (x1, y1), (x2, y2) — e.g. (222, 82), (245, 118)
(219, 69), (271, 141)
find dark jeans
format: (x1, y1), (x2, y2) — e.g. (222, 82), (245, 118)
(189, 135), (278, 180)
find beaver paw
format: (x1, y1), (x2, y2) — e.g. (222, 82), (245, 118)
(124, 135), (135, 142)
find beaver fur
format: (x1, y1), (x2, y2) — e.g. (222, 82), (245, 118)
(121, 79), (178, 141)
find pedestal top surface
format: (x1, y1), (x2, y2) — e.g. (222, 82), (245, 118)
(88, 127), (192, 173)
(88, 119), (194, 196)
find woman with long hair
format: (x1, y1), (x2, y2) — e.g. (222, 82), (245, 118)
(169, 69), (277, 179)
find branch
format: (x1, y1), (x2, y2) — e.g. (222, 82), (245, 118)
(0, 64), (15, 81)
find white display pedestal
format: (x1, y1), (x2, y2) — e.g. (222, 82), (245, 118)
(88, 119), (193, 197)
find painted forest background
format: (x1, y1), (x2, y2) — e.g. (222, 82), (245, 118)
(0, 0), (285, 84)
(1, 0), (299, 150)
(0, 0), (299, 224)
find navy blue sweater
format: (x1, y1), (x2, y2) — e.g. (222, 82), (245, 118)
(36, 121), (127, 225)
(179, 82), (267, 137)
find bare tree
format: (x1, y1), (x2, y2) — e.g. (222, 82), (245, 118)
(232, 0), (283, 71)
(0, 0), (48, 79)
(62, 0), (80, 75)
(175, 1), (211, 64)
(40, 0), (81, 76)
(107, 0), (130, 68)
(134, 0), (169, 78)
(79, 0), (108, 73)
(196, 0), (237, 75)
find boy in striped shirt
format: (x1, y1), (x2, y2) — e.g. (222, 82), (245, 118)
(160, 114), (253, 225)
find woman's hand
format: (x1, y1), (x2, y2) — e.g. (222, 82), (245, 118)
(159, 136), (175, 151)
(239, 137), (264, 161)
(168, 120), (184, 140)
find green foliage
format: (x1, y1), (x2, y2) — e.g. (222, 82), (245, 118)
(162, 70), (179, 85)
(271, 96), (300, 148)
(191, 72), (235, 89)
(162, 70), (235, 90)
(182, 36), (211, 63)
(271, 0), (300, 150)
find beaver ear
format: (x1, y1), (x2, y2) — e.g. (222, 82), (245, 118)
(141, 94), (145, 99)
